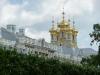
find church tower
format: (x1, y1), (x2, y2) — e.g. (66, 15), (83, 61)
(49, 8), (78, 48)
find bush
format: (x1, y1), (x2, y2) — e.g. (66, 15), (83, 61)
(0, 47), (100, 75)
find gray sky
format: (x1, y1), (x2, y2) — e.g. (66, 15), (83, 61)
(0, 0), (100, 50)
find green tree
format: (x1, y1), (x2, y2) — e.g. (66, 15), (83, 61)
(89, 24), (100, 54)
(1, 45), (100, 75)
(81, 24), (100, 67)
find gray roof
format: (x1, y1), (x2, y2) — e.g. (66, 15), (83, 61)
(79, 48), (97, 57)
(61, 46), (97, 58)
(0, 27), (17, 41)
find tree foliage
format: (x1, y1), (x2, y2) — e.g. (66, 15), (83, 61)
(0, 46), (100, 75)
(81, 24), (100, 68)
(81, 55), (100, 65)
(89, 24), (100, 45)
(89, 24), (100, 54)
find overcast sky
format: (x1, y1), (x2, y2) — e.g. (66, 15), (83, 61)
(0, 0), (100, 50)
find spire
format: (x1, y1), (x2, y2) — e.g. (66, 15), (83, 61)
(73, 20), (75, 28)
(72, 20), (78, 33)
(73, 20), (75, 24)
(57, 21), (59, 25)
(51, 16), (56, 30)
(52, 16), (55, 27)
(68, 19), (70, 22)
(62, 7), (65, 21)
(68, 19), (71, 24)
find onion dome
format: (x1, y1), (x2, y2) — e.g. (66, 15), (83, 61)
(49, 18), (57, 33)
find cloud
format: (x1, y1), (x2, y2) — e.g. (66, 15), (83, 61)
(0, 4), (20, 26)
(64, 0), (94, 16)
(0, 0), (99, 50)
(0, 0), (94, 27)
(25, 28), (50, 42)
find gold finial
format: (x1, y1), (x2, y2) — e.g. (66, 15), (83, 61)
(57, 20), (59, 25)
(73, 20), (75, 29)
(51, 16), (56, 30)
(62, 7), (65, 21)
(52, 16), (55, 27)
(68, 19), (71, 22)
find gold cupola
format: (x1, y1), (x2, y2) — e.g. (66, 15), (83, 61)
(49, 7), (78, 48)
(49, 17), (58, 44)
(58, 9), (70, 28)
(49, 17), (57, 33)
(72, 21), (78, 35)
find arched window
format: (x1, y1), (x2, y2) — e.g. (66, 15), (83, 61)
(67, 33), (70, 39)
(51, 35), (53, 40)
(60, 43), (62, 46)
(57, 36), (58, 41)
(73, 35), (74, 40)
(62, 32), (64, 37)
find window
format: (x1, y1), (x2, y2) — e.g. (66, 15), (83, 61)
(73, 35), (74, 40)
(51, 35), (53, 40)
(60, 43), (62, 46)
(23, 49), (25, 51)
(45, 54), (48, 56)
(67, 33), (70, 39)
(62, 32), (64, 37)
(57, 36), (58, 41)
(35, 51), (38, 55)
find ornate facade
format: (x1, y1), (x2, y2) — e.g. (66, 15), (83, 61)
(49, 11), (78, 48)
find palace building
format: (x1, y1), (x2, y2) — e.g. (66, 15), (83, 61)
(0, 9), (97, 62)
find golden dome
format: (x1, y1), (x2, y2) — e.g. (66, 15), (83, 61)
(56, 28), (60, 32)
(49, 17), (57, 32)
(59, 20), (70, 26)
(49, 25), (57, 32)
(58, 8), (70, 27)
(72, 25), (78, 33)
